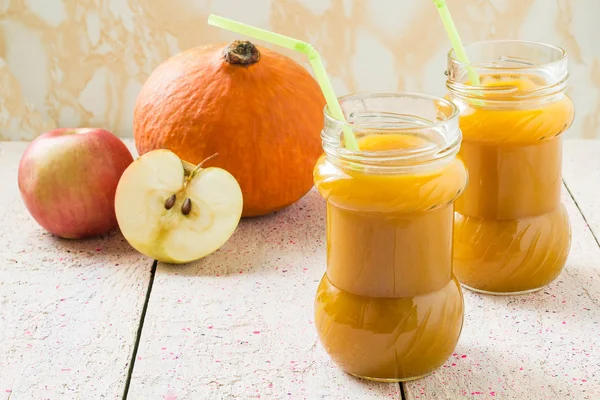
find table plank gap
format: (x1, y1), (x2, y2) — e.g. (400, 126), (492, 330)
(562, 179), (600, 248)
(122, 260), (158, 400)
(563, 139), (600, 247)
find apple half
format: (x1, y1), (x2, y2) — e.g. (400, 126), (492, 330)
(115, 149), (243, 264)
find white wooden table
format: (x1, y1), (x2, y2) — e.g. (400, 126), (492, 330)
(1, 140), (598, 400)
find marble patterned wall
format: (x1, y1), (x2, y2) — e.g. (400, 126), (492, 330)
(1, 0), (599, 140)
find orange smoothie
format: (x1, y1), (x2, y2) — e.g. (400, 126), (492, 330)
(452, 74), (574, 293)
(314, 133), (467, 381)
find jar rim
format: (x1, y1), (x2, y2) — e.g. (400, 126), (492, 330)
(323, 91), (460, 132)
(447, 39), (567, 70)
(320, 91), (462, 172)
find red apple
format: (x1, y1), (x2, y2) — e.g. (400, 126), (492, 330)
(18, 127), (134, 239)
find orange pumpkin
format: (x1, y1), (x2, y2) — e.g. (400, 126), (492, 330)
(133, 40), (326, 217)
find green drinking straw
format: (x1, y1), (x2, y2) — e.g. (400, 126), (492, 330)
(432, 0), (481, 86)
(207, 14), (360, 151)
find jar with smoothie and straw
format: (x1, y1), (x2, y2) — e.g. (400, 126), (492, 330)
(208, 15), (469, 381)
(447, 40), (573, 295)
(313, 92), (467, 381)
(433, 0), (574, 295)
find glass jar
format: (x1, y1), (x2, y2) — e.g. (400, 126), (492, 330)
(313, 92), (468, 382)
(446, 40), (575, 295)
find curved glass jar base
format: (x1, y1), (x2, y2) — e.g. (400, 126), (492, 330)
(460, 283), (546, 296)
(349, 371), (433, 383)
(453, 204), (571, 294)
(314, 274), (464, 382)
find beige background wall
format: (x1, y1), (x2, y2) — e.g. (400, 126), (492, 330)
(1, 0), (599, 140)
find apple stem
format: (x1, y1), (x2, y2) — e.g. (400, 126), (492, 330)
(188, 153), (220, 180)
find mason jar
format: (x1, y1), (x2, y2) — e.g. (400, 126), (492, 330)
(446, 40), (574, 295)
(313, 92), (468, 381)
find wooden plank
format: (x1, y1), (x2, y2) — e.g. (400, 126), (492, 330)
(0, 142), (154, 399)
(563, 140), (600, 242)
(128, 188), (402, 399)
(403, 186), (600, 399)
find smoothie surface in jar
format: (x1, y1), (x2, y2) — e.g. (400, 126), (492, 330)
(314, 132), (467, 381)
(453, 73), (574, 293)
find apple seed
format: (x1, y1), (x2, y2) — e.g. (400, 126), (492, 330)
(164, 194), (176, 210)
(181, 198), (192, 215)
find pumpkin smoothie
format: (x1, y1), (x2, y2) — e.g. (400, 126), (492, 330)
(452, 74), (574, 294)
(314, 132), (468, 381)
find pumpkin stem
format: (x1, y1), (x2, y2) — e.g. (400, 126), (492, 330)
(223, 40), (260, 65)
